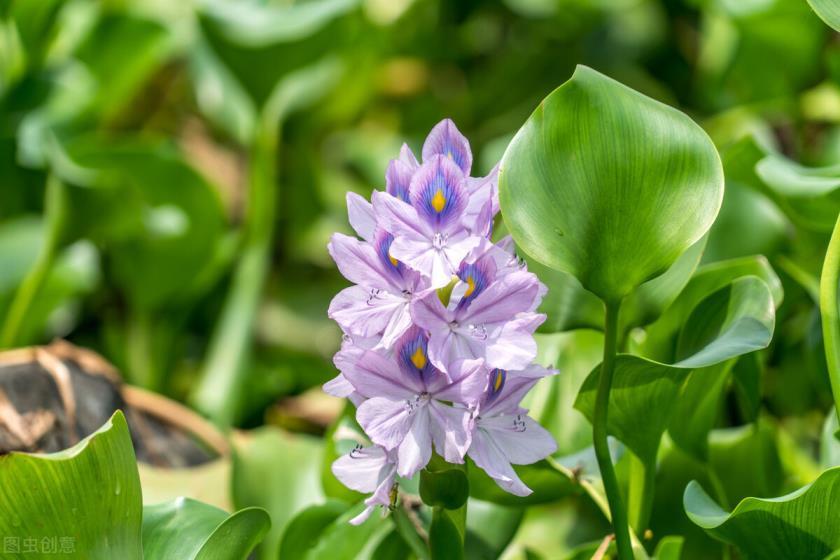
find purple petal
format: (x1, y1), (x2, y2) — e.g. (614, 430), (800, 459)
(468, 430), (531, 497)
(431, 358), (488, 405)
(455, 255), (497, 311)
(373, 190), (431, 240)
(397, 405), (432, 477)
(349, 506), (375, 526)
(411, 291), (451, 331)
(463, 164), (499, 235)
(485, 323), (539, 371)
(328, 233), (401, 292)
(346, 192), (376, 241)
(342, 349), (423, 399)
(379, 302), (413, 349)
(409, 155), (468, 233)
(329, 286), (405, 338)
(357, 396), (417, 451)
(482, 364), (556, 415)
(422, 119), (472, 175)
(386, 159), (415, 203)
(332, 445), (389, 493)
(429, 401), (472, 463)
(323, 372), (356, 399)
(460, 270), (541, 326)
(399, 143), (419, 168)
(478, 413), (557, 465)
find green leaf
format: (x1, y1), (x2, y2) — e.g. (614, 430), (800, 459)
(189, 38), (257, 144)
(755, 153), (840, 232)
(276, 500), (346, 560)
(298, 502), (391, 560)
(575, 276), (775, 464)
(532, 236), (706, 334)
(62, 138), (227, 309)
(653, 536), (684, 560)
(464, 499), (524, 560)
(0, 411), (142, 559)
(430, 507), (464, 560)
(667, 361), (736, 461)
(641, 255), (782, 363)
(420, 458), (469, 510)
(467, 458), (579, 506)
(142, 498), (270, 560)
(684, 466), (840, 559)
(807, 0), (840, 31)
(199, 0), (359, 48)
(499, 65), (723, 302)
(232, 427), (326, 559)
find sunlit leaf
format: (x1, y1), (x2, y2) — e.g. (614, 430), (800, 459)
(499, 65), (723, 301)
(807, 0), (840, 31)
(0, 411), (142, 559)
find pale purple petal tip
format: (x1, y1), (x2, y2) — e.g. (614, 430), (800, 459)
(422, 119), (472, 175)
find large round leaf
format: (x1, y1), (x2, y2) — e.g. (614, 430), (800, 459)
(499, 65), (724, 301)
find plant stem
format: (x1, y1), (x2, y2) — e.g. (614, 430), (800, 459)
(392, 503), (429, 560)
(0, 176), (67, 348)
(627, 450), (655, 534)
(821, 213), (840, 425)
(593, 299), (633, 560)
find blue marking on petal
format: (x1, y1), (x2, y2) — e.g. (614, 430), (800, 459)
(487, 368), (506, 402)
(374, 229), (403, 277)
(456, 259), (492, 310)
(397, 329), (434, 382)
(412, 156), (464, 228)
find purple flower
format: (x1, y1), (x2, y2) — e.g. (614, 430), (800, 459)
(467, 365), (558, 496)
(374, 155), (483, 289)
(324, 118), (559, 510)
(411, 245), (546, 373)
(328, 228), (426, 348)
(332, 444), (397, 525)
(343, 328), (486, 477)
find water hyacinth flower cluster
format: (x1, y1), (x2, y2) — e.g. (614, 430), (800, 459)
(325, 119), (558, 524)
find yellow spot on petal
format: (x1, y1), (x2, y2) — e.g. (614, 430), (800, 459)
(431, 189), (447, 213)
(464, 276), (476, 297)
(446, 150), (454, 160)
(411, 347), (427, 370)
(494, 371), (504, 391)
(389, 253), (399, 267)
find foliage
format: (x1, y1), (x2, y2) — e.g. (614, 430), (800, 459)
(0, 0), (839, 558)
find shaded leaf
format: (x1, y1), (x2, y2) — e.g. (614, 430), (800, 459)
(684, 466), (840, 559)
(142, 498), (270, 560)
(232, 427), (325, 559)
(576, 276), (775, 464)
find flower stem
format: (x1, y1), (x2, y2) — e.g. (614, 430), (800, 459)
(821, 213), (840, 425)
(593, 299), (633, 560)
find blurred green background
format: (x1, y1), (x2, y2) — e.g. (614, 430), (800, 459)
(1, 0), (835, 426)
(2, 0), (840, 558)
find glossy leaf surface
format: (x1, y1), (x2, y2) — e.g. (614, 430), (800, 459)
(499, 65), (723, 301)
